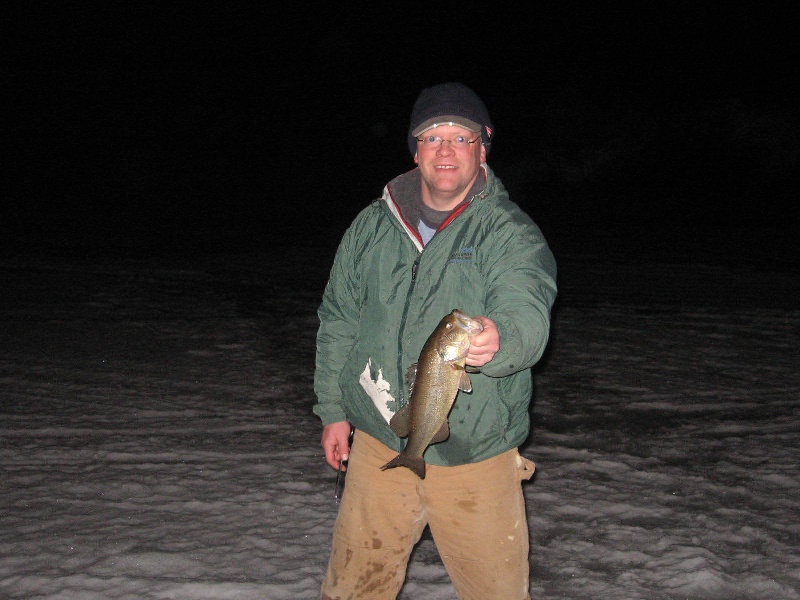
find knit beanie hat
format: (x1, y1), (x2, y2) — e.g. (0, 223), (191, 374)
(408, 82), (494, 156)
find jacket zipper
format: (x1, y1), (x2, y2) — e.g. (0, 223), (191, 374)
(396, 252), (422, 408)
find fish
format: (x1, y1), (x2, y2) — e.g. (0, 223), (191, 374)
(380, 309), (484, 479)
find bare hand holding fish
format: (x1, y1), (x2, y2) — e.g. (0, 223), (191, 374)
(381, 310), (486, 479)
(465, 316), (500, 367)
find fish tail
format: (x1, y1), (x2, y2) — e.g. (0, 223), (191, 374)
(380, 454), (426, 479)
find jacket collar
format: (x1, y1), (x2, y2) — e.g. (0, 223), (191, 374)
(383, 165), (489, 250)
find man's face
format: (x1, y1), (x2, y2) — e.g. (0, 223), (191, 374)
(414, 124), (486, 209)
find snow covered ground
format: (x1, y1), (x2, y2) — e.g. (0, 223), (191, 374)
(1, 245), (798, 599)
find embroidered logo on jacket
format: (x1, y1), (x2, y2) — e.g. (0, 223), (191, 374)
(447, 246), (474, 264)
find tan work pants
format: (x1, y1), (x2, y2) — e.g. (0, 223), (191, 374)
(320, 431), (535, 600)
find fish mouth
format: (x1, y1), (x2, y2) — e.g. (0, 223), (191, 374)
(451, 310), (483, 335)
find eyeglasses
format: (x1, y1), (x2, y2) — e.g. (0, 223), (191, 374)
(416, 134), (481, 149)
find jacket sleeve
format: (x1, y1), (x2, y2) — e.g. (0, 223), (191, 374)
(478, 209), (557, 378)
(313, 222), (362, 425)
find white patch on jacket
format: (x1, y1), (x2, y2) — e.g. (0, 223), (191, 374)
(359, 359), (395, 423)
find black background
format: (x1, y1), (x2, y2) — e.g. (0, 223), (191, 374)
(7, 4), (798, 269)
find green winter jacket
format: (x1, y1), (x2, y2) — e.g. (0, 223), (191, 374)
(313, 164), (557, 466)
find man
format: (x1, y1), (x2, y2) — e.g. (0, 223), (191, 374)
(314, 82), (557, 599)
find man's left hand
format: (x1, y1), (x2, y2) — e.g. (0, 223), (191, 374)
(466, 316), (499, 367)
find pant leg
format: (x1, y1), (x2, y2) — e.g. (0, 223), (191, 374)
(320, 431), (428, 600)
(422, 449), (535, 600)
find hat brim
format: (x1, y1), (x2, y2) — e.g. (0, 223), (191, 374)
(412, 116), (482, 137)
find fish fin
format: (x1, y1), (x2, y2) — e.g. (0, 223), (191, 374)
(388, 403), (412, 438)
(431, 420), (450, 444)
(458, 370), (473, 393)
(405, 363), (418, 394)
(381, 453), (426, 479)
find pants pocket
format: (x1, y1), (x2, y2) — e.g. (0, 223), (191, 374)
(515, 451), (536, 481)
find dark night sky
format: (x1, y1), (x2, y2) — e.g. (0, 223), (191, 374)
(7, 4), (798, 265)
